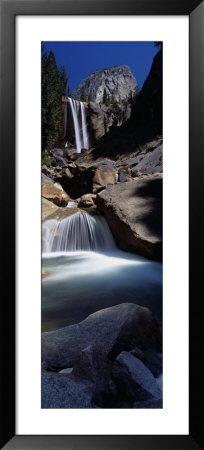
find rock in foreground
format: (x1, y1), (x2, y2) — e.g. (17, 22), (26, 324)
(42, 303), (161, 370)
(112, 351), (162, 401)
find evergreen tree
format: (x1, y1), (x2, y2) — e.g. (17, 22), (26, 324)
(111, 93), (117, 105)
(88, 92), (93, 102)
(128, 90), (133, 104)
(42, 48), (62, 151)
(60, 64), (69, 97)
(103, 88), (107, 104)
(80, 85), (87, 102)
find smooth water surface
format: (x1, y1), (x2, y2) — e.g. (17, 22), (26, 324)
(42, 249), (162, 331)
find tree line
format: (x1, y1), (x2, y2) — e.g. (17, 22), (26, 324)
(42, 45), (70, 152)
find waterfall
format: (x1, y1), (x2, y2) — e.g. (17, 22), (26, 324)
(63, 101), (67, 138)
(42, 212), (116, 253)
(81, 102), (89, 149)
(67, 97), (89, 153)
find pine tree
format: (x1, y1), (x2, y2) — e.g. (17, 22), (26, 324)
(111, 93), (117, 105)
(80, 85), (87, 102)
(103, 88), (107, 104)
(128, 90), (133, 104)
(60, 64), (69, 97)
(42, 48), (62, 151)
(88, 92), (93, 102)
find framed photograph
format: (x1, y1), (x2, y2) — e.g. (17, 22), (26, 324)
(0, 0), (203, 449)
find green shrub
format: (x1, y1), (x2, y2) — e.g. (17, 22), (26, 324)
(42, 152), (51, 167)
(115, 154), (120, 161)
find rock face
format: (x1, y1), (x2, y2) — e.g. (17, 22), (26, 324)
(73, 65), (138, 104)
(96, 175), (162, 260)
(133, 49), (162, 125)
(42, 303), (161, 370)
(88, 101), (131, 142)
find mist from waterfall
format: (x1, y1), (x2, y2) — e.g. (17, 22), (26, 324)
(42, 212), (116, 253)
(67, 97), (90, 153)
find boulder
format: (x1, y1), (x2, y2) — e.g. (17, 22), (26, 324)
(73, 345), (117, 406)
(61, 167), (73, 179)
(51, 155), (68, 167)
(41, 165), (49, 175)
(42, 205), (85, 224)
(90, 159), (117, 188)
(118, 167), (132, 182)
(41, 172), (54, 185)
(52, 148), (64, 157)
(112, 351), (162, 402)
(42, 182), (70, 207)
(42, 370), (97, 409)
(42, 198), (60, 222)
(68, 162), (77, 172)
(78, 194), (96, 208)
(96, 175), (162, 260)
(130, 346), (162, 377)
(42, 303), (161, 370)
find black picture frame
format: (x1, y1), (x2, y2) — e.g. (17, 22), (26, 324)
(0, 0), (203, 449)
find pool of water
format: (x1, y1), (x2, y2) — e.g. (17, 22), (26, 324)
(42, 249), (162, 332)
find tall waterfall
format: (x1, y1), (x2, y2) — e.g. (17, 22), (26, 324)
(42, 212), (116, 253)
(67, 97), (90, 153)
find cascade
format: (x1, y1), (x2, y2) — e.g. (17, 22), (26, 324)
(42, 212), (116, 253)
(67, 97), (90, 153)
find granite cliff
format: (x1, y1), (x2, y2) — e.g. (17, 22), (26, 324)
(73, 65), (138, 103)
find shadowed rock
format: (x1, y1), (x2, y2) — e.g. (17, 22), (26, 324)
(96, 175), (162, 260)
(42, 303), (161, 371)
(112, 351), (162, 401)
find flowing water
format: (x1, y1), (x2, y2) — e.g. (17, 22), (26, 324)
(42, 212), (162, 332)
(67, 97), (89, 153)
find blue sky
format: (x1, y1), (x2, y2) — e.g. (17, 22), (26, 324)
(43, 41), (159, 93)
